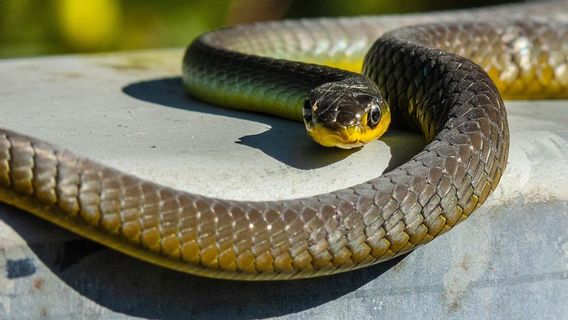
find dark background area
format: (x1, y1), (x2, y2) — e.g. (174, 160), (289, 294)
(0, 0), (521, 59)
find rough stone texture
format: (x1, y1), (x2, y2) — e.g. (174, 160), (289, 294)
(1, 50), (567, 319)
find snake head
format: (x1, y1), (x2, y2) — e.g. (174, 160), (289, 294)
(303, 77), (391, 149)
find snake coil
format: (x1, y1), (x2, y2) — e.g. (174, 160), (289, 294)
(0, 1), (567, 280)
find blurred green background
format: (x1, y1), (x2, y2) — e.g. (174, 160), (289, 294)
(0, 0), (520, 59)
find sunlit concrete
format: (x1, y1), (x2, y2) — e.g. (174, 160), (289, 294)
(1, 50), (567, 319)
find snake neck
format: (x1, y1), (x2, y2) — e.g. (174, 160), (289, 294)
(183, 35), (359, 122)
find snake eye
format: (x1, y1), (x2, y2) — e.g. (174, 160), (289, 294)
(367, 102), (381, 128)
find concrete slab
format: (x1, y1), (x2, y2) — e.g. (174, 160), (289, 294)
(0, 50), (567, 319)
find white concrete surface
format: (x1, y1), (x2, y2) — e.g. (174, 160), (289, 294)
(0, 50), (567, 319)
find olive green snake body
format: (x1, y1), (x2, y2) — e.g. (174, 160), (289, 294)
(1, 2), (567, 280)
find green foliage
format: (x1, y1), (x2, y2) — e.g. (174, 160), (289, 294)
(0, 0), (520, 59)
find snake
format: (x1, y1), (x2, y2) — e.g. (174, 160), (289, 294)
(1, 2), (567, 281)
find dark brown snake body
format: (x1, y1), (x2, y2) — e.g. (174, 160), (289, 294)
(1, 2), (567, 280)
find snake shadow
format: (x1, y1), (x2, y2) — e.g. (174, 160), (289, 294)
(122, 77), (423, 171)
(1, 204), (406, 319)
(122, 77), (358, 170)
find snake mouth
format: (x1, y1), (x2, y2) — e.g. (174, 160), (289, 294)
(304, 109), (391, 149)
(305, 123), (365, 149)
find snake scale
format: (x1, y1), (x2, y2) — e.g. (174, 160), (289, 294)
(1, 2), (567, 280)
